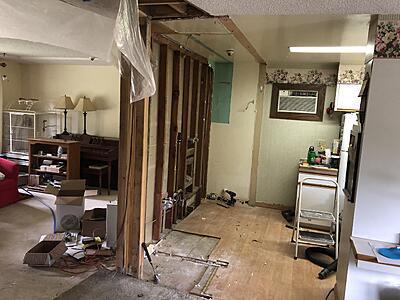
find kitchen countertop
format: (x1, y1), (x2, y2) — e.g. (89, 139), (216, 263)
(298, 161), (338, 177)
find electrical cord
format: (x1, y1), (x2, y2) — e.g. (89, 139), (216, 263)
(34, 196), (56, 233)
(325, 288), (334, 300)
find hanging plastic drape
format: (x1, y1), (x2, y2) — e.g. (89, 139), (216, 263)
(0, 0), (116, 60)
(114, 0), (156, 102)
(0, 0), (156, 102)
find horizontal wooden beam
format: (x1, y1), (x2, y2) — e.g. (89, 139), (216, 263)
(168, 3), (187, 14)
(152, 21), (178, 34)
(152, 32), (208, 64)
(139, 0), (209, 20)
(139, 0), (184, 5)
(218, 16), (266, 64)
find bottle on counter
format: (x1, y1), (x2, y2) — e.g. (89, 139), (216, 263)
(307, 146), (317, 165)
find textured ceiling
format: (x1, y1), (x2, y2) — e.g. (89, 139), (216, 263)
(232, 15), (370, 66)
(188, 0), (399, 15)
(0, 38), (87, 57)
(59, 0), (119, 19)
(162, 15), (369, 66)
(0, 38), (110, 65)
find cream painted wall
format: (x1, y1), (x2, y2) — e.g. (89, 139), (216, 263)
(2, 61), (22, 107)
(3, 63), (120, 138)
(1, 61), (22, 151)
(255, 84), (341, 207)
(207, 61), (259, 201)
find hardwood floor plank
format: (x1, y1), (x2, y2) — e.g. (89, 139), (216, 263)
(175, 201), (334, 300)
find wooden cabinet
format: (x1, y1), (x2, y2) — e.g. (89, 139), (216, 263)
(334, 84), (362, 112)
(28, 138), (80, 182)
(335, 64), (365, 112)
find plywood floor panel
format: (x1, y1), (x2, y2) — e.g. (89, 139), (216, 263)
(175, 201), (335, 300)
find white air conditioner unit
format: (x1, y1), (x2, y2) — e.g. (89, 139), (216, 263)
(278, 90), (319, 114)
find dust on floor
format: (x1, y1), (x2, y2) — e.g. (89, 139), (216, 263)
(143, 230), (222, 297)
(174, 201), (336, 300)
(55, 270), (200, 300)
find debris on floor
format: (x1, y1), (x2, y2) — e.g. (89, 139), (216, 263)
(207, 189), (242, 207)
(55, 270), (200, 300)
(23, 232), (115, 274)
(142, 230), (228, 298)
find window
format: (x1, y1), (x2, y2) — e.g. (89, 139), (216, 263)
(270, 83), (326, 121)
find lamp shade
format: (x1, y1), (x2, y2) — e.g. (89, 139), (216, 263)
(74, 96), (96, 112)
(54, 95), (75, 110)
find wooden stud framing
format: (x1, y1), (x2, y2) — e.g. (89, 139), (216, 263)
(116, 19), (151, 278)
(218, 16), (266, 64)
(177, 56), (192, 218)
(116, 54), (130, 275)
(190, 60), (200, 139)
(201, 67), (214, 198)
(194, 64), (208, 196)
(152, 44), (168, 241)
(165, 50), (181, 228)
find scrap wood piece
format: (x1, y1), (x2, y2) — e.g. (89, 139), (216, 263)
(190, 265), (218, 299)
(86, 249), (114, 256)
(156, 251), (229, 268)
(217, 202), (230, 209)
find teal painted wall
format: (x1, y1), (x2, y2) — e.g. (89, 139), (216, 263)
(211, 62), (233, 124)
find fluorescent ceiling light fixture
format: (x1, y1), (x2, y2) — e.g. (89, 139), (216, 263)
(289, 46), (367, 53)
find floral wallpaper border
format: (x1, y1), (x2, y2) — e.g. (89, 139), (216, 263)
(337, 65), (365, 85)
(266, 66), (366, 86)
(265, 68), (337, 86)
(375, 20), (400, 58)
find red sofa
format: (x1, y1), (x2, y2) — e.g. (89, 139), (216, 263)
(0, 157), (19, 208)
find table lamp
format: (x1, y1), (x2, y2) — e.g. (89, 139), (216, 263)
(74, 96), (96, 135)
(55, 95), (75, 135)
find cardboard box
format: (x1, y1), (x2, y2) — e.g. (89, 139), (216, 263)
(46, 180), (86, 232)
(23, 240), (67, 267)
(81, 208), (106, 238)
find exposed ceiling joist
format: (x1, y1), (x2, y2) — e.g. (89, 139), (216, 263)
(139, 0), (184, 4)
(168, 3), (187, 14)
(138, 0), (209, 21)
(152, 32), (208, 63)
(152, 22), (178, 34)
(218, 16), (266, 64)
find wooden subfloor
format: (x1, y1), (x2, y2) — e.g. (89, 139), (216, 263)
(175, 201), (335, 300)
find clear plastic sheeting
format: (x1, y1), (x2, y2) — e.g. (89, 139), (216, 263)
(114, 0), (156, 102)
(0, 0), (116, 60)
(0, 0), (156, 102)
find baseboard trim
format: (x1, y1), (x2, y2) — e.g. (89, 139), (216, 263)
(255, 202), (292, 211)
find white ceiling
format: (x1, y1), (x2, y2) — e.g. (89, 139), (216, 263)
(162, 15), (370, 67)
(233, 15), (370, 67)
(0, 38), (110, 65)
(188, 0), (400, 15)
(58, 0), (119, 19)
